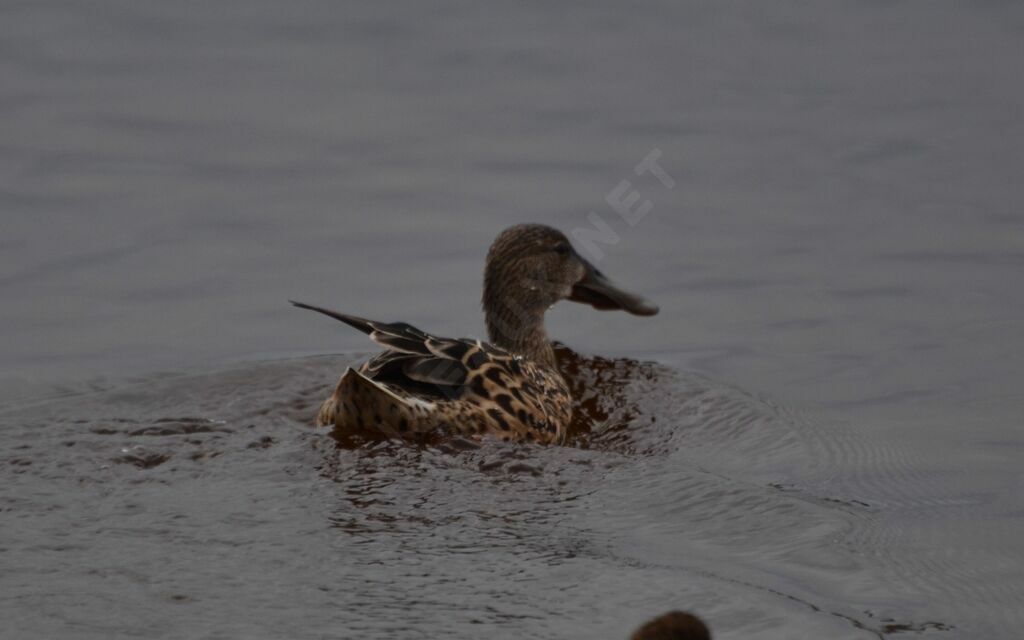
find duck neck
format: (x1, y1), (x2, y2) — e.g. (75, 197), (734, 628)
(484, 302), (557, 369)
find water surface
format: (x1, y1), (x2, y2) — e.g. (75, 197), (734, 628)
(2, 2), (1023, 638)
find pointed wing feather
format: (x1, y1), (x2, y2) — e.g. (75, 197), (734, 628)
(291, 300), (512, 397)
(290, 300), (431, 354)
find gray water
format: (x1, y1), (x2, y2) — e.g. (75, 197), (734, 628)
(2, 2), (1023, 638)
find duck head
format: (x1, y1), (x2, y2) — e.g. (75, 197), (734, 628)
(482, 224), (658, 365)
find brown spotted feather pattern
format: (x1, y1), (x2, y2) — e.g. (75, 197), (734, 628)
(293, 302), (571, 443)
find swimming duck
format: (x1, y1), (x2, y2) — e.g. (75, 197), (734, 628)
(630, 611), (711, 640)
(291, 223), (658, 443)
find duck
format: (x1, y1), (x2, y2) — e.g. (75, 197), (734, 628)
(291, 223), (658, 444)
(630, 611), (712, 640)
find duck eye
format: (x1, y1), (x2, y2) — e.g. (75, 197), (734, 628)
(553, 243), (570, 256)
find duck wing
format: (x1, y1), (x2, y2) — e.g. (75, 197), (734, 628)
(291, 300), (495, 398)
(290, 301), (434, 354)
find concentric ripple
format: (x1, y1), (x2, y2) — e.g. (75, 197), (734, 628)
(3, 351), (1006, 638)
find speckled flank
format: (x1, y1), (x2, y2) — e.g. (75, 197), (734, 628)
(316, 346), (572, 444)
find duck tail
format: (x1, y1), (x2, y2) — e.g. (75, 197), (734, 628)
(316, 367), (436, 435)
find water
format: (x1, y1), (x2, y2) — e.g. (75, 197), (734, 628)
(2, 1), (1023, 638)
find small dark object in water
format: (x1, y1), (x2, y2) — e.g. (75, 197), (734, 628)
(630, 611), (711, 640)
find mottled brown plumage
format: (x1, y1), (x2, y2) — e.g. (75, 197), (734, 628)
(293, 224), (658, 443)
